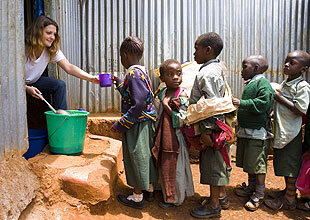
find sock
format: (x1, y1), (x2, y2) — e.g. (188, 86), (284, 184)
(255, 184), (265, 198)
(285, 178), (297, 203)
(248, 177), (256, 191)
(127, 192), (143, 202)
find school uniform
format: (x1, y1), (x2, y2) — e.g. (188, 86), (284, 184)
(189, 59), (230, 186)
(236, 74), (274, 174)
(273, 76), (310, 177)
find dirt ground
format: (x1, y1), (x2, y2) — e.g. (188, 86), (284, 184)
(60, 155), (309, 220)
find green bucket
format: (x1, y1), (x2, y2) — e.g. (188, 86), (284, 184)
(44, 110), (89, 155)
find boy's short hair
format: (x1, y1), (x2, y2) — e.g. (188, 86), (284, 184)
(295, 51), (310, 67)
(159, 59), (181, 77)
(196, 32), (223, 57)
(120, 36), (144, 56)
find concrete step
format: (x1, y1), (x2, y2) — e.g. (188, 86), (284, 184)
(28, 133), (122, 207)
(87, 113), (122, 141)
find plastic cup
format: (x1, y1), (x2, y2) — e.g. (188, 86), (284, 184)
(99, 73), (112, 87)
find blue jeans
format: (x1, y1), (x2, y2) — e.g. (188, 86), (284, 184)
(28, 76), (67, 110)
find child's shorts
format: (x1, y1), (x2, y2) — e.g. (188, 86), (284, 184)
(236, 138), (269, 174)
(199, 146), (231, 186)
(273, 131), (302, 178)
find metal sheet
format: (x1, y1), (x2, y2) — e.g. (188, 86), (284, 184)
(0, 1), (28, 157)
(55, 0), (309, 111)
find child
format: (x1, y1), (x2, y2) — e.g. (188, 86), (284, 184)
(189, 32), (230, 219)
(232, 55), (274, 211)
(264, 50), (310, 210)
(112, 36), (158, 209)
(152, 59), (194, 209)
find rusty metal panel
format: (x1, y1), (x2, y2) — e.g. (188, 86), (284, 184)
(0, 1), (28, 157)
(55, 0), (309, 111)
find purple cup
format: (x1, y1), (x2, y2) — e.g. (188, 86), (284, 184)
(99, 73), (112, 87)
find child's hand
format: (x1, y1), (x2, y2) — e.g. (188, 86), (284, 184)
(274, 89), (283, 102)
(162, 96), (170, 106)
(111, 75), (119, 84)
(200, 133), (213, 148)
(232, 97), (240, 106)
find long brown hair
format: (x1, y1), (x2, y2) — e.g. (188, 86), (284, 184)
(25, 15), (60, 61)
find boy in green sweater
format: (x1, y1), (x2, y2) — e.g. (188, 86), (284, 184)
(232, 55), (274, 211)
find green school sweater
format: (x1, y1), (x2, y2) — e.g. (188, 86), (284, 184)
(237, 77), (274, 129)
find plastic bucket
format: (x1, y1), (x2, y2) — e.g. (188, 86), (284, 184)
(23, 129), (48, 159)
(44, 110), (89, 155)
(99, 73), (112, 87)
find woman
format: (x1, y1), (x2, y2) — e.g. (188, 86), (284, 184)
(25, 15), (99, 109)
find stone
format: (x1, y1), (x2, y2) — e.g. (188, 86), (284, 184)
(0, 156), (40, 220)
(60, 137), (122, 205)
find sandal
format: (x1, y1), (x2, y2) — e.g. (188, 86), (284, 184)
(244, 193), (263, 212)
(297, 200), (310, 211)
(235, 182), (255, 197)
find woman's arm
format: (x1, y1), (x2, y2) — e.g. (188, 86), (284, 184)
(57, 58), (99, 84)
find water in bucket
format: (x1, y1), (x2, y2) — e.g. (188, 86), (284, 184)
(44, 110), (89, 155)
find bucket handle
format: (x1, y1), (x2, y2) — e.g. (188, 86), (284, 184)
(48, 117), (69, 139)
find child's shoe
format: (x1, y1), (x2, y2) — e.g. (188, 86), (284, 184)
(244, 193), (264, 211)
(267, 189), (286, 199)
(190, 203), (221, 218)
(235, 182), (255, 197)
(200, 195), (229, 209)
(264, 196), (296, 210)
(158, 200), (175, 209)
(296, 199), (310, 211)
(117, 194), (144, 209)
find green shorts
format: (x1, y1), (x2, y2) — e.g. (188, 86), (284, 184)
(199, 146), (231, 186)
(236, 138), (269, 174)
(273, 131), (302, 178)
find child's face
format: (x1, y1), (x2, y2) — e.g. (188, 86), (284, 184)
(120, 51), (129, 69)
(194, 42), (208, 64)
(284, 52), (306, 77)
(241, 58), (257, 80)
(160, 63), (182, 89)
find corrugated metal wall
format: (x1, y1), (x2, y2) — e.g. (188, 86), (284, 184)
(0, 1), (28, 157)
(55, 0), (310, 112)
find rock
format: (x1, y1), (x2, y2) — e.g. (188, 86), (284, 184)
(0, 156), (40, 220)
(60, 137), (122, 204)
(27, 136), (122, 208)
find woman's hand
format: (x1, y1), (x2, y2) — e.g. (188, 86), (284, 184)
(90, 75), (100, 84)
(25, 85), (43, 100)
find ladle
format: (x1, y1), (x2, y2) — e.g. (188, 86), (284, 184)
(35, 93), (70, 115)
